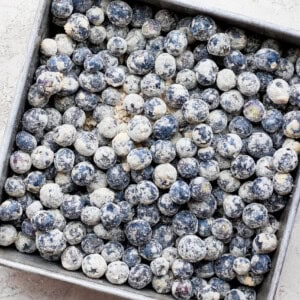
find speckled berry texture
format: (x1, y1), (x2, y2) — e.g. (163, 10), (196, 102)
(2, 0), (300, 299)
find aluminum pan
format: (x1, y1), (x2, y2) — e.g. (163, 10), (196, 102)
(0, 1), (299, 300)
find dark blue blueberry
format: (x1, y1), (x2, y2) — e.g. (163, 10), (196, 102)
(172, 210), (198, 236)
(122, 247), (141, 268)
(72, 47), (92, 66)
(191, 277), (208, 297)
(54, 148), (75, 173)
(177, 157), (199, 179)
(60, 195), (84, 219)
(21, 218), (36, 238)
(15, 131), (37, 153)
(0, 199), (23, 222)
(194, 261), (215, 278)
(233, 220), (255, 238)
(224, 50), (246, 74)
(131, 3), (152, 27)
(229, 116), (253, 138)
(157, 193), (179, 217)
(229, 236), (251, 257)
(138, 239), (162, 261)
(188, 196), (217, 219)
(25, 171), (47, 193)
(130, 165), (154, 184)
(214, 254), (236, 281)
(51, 0), (73, 18)
(100, 202), (122, 229)
(83, 54), (103, 73)
(169, 180), (190, 205)
(72, 0), (93, 13)
(125, 219), (152, 246)
(31, 210), (55, 231)
(250, 254), (271, 274)
(165, 84), (189, 108)
(231, 155), (256, 180)
(150, 140), (176, 164)
(152, 115), (178, 140)
(107, 164), (130, 190)
(264, 193), (288, 213)
(200, 88), (220, 110)
(197, 218), (213, 237)
(106, 0), (133, 27)
(47, 55), (73, 73)
(261, 109), (283, 133)
(137, 204), (160, 226)
(152, 224), (176, 249)
(254, 48), (280, 72)
(193, 43), (210, 61)
(256, 71), (274, 92)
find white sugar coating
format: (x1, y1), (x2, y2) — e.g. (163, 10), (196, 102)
(61, 246), (84, 271)
(81, 206), (101, 225)
(40, 183), (63, 208)
(150, 257), (170, 276)
(55, 34), (76, 56)
(123, 94), (144, 115)
(178, 235), (207, 263)
(127, 115), (152, 142)
(31, 146), (54, 169)
(74, 131), (98, 156)
(26, 200), (43, 219)
(153, 163), (177, 189)
(105, 261), (129, 284)
(267, 78), (290, 104)
(89, 187), (115, 208)
(0, 225), (18, 246)
(216, 69), (236, 92)
(53, 124), (77, 146)
(82, 254), (107, 278)
(112, 132), (134, 156)
(40, 38), (57, 56)
(15, 232), (36, 254)
(98, 117), (118, 139)
(10, 151), (32, 174)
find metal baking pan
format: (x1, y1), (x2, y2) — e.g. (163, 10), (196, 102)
(0, 0), (299, 299)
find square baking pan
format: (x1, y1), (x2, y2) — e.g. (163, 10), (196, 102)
(0, 1), (299, 299)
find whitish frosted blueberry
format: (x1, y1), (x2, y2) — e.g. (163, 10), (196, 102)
(250, 254), (271, 275)
(224, 50), (246, 74)
(233, 257), (251, 275)
(220, 90), (244, 114)
(189, 176), (212, 201)
(166, 84), (189, 108)
(203, 236), (224, 261)
(60, 194), (84, 219)
(177, 157), (198, 179)
(98, 50), (118, 71)
(4, 176), (25, 198)
(89, 187), (114, 208)
(216, 69), (236, 92)
(223, 195), (245, 219)
(153, 115), (178, 140)
(24, 171), (46, 194)
(82, 253), (107, 278)
(79, 71), (106, 93)
(83, 55), (103, 73)
(176, 69), (197, 90)
(136, 180), (159, 205)
(0, 225), (17, 246)
(125, 219), (152, 246)
(290, 83), (300, 106)
(142, 19), (161, 38)
(176, 51), (195, 70)
(128, 264), (152, 289)
(136, 203), (159, 226)
(150, 257), (169, 277)
(106, 0), (132, 27)
(64, 13), (90, 41)
(122, 247), (141, 267)
(22, 108), (48, 134)
(15, 131), (37, 153)
(63, 221), (86, 245)
(175, 138), (196, 158)
(252, 232), (278, 254)
(125, 29), (146, 53)
(36, 228), (66, 256)
(190, 15), (216, 41)
(197, 147), (215, 162)
(101, 241), (124, 262)
(229, 236), (250, 257)
(225, 289), (247, 300)
(155, 9), (177, 32)
(237, 72), (260, 96)
(158, 193), (179, 217)
(27, 84), (50, 108)
(30, 145), (54, 170)
(197, 218), (213, 238)
(243, 100), (265, 123)
(283, 111), (300, 138)
(71, 161), (94, 186)
(172, 279), (193, 300)
(61, 246), (83, 271)
(211, 218), (233, 240)
(127, 148), (152, 171)
(105, 261), (129, 285)
(128, 115), (152, 142)
(237, 272), (264, 287)
(273, 147), (298, 173)
(217, 134), (243, 159)
(131, 165), (154, 184)
(206, 110), (228, 134)
(208, 33), (231, 56)
(153, 163), (177, 189)
(86, 6), (104, 25)
(54, 148), (75, 173)
(182, 99), (209, 124)
(251, 177), (273, 200)
(141, 73), (164, 97)
(172, 259), (194, 279)
(231, 155), (256, 180)
(164, 30), (187, 57)
(242, 203), (268, 229)
(122, 74), (141, 94)
(80, 206), (101, 226)
(169, 181), (190, 205)
(256, 156), (274, 178)
(47, 55), (73, 74)
(54, 95), (75, 113)
(246, 132), (273, 158)
(273, 173), (293, 195)
(172, 210), (198, 237)
(138, 239), (162, 261)
(14, 231), (36, 254)
(194, 59), (218, 86)
(144, 97), (166, 120)
(149, 140), (175, 164)
(237, 286), (256, 300)
(254, 48), (280, 71)
(123, 94), (144, 115)
(127, 50), (154, 75)
(99, 202), (122, 229)
(39, 183), (63, 209)
(93, 146), (116, 170)
(105, 66), (125, 87)
(214, 254), (236, 281)
(51, 0), (73, 18)
(0, 199), (22, 222)
(155, 53), (176, 80)
(177, 235), (206, 263)
(112, 133), (134, 157)
(266, 78), (290, 104)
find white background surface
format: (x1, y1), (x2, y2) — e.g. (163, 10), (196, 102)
(0, 0), (300, 299)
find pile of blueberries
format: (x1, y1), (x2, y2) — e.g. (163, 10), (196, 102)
(1, 0), (300, 299)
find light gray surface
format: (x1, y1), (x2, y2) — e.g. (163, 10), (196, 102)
(0, 1), (300, 300)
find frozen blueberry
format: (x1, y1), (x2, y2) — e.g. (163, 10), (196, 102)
(93, 146), (116, 170)
(231, 155), (256, 179)
(182, 99), (209, 124)
(177, 157), (199, 179)
(169, 180), (190, 205)
(128, 115), (152, 142)
(206, 110), (228, 134)
(220, 90), (244, 114)
(82, 253), (107, 278)
(138, 239), (162, 261)
(254, 48), (280, 71)
(125, 219), (152, 246)
(155, 53), (176, 80)
(155, 9), (177, 32)
(106, 0), (132, 27)
(229, 235), (250, 257)
(99, 202), (122, 229)
(233, 257), (251, 276)
(178, 235), (206, 263)
(192, 124), (213, 147)
(144, 97), (167, 120)
(252, 232), (278, 254)
(158, 193), (179, 217)
(4, 176), (25, 198)
(208, 33), (231, 56)
(165, 30), (188, 57)
(217, 134), (243, 159)
(153, 163), (177, 189)
(283, 111), (300, 138)
(24, 171), (46, 194)
(79, 70), (106, 93)
(142, 19), (161, 38)
(211, 218), (233, 240)
(127, 50), (154, 75)
(246, 132), (273, 158)
(131, 165), (154, 184)
(127, 148), (152, 171)
(27, 84), (50, 108)
(172, 258), (194, 279)
(224, 50), (246, 74)
(83, 54), (103, 73)
(51, 0), (73, 18)
(172, 279), (193, 300)
(172, 210), (198, 237)
(152, 115), (178, 140)
(250, 254), (271, 275)
(223, 195), (245, 219)
(128, 264), (152, 290)
(176, 69), (197, 90)
(194, 58), (218, 86)
(71, 161), (95, 186)
(22, 108), (48, 133)
(150, 140), (176, 164)
(64, 13), (90, 41)
(273, 147), (298, 173)
(80, 233), (104, 254)
(106, 164), (130, 190)
(267, 78), (290, 105)
(105, 261), (129, 285)
(137, 204), (160, 226)
(63, 221), (86, 245)
(242, 203), (269, 229)
(217, 68), (236, 91)
(141, 73), (165, 97)
(251, 177), (273, 200)
(122, 247), (141, 268)
(60, 194), (84, 219)
(136, 180), (159, 205)
(214, 254), (236, 281)
(190, 15), (216, 41)
(101, 241), (124, 262)
(0, 199), (23, 222)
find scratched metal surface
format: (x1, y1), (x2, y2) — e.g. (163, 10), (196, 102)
(0, 1), (300, 300)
